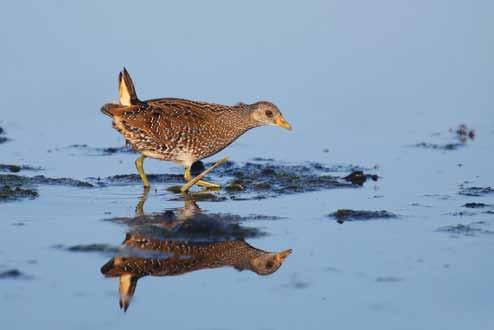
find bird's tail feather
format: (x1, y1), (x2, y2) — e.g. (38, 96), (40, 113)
(119, 67), (139, 106)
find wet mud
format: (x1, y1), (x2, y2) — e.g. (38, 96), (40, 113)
(412, 124), (475, 151)
(0, 269), (31, 280)
(459, 186), (494, 197)
(343, 171), (379, 186)
(0, 174), (94, 188)
(0, 158), (378, 203)
(96, 160), (378, 201)
(189, 160), (376, 200)
(328, 209), (397, 224)
(0, 173), (95, 202)
(0, 164), (42, 173)
(53, 243), (120, 255)
(463, 202), (491, 209)
(0, 185), (39, 202)
(0, 126), (8, 144)
(64, 144), (135, 156)
(437, 222), (494, 237)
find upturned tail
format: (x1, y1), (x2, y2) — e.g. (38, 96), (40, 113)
(101, 67), (140, 117)
(118, 67), (139, 106)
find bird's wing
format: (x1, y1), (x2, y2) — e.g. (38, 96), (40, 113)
(116, 100), (216, 141)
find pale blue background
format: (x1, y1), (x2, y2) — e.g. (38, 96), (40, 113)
(1, 1), (493, 329)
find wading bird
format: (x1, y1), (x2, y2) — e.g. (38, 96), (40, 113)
(101, 68), (292, 192)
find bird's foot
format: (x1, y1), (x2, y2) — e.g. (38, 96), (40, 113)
(181, 157), (228, 192)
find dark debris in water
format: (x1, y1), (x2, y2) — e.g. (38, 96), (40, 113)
(212, 161), (375, 200)
(53, 244), (120, 255)
(436, 222), (494, 237)
(412, 142), (465, 151)
(0, 269), (31, 280)
(0, 185), (39, 202)
(448, 211), (477, 217)
(98, 160), (378, 200)
(0, 174), (95, 188)
(328, 209), (398, 224)
(343, 171), (379, 186)
(100, 173), (182, 186)
(451, 124), (475, 143)
(463, 202), (490, 208)
(459, 186), (494, 197)
(412, 124), (475, 151)
(0, 164), (43, 173)
(0, 173), (96, 203)
(66, 144), (136, 156)
(0, 126), (8, 144)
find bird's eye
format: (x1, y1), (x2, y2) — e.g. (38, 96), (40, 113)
(265, 110), (273, 118)
(265, 261), (274, 269)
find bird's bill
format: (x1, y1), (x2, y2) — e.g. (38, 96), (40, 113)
(278, 249), (292, 260)
(275, 116), (293, 131)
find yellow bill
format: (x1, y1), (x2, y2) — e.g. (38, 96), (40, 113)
(275, 116), (293, 131)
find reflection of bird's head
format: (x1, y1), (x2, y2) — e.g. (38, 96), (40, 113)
(249, 249), (292, 275)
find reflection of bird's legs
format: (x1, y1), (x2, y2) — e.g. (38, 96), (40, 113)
(178, 192), (202, 220)
(135, 186), (150, 216)
(135, 155), (150, 188)
(181, 157), (228, 192)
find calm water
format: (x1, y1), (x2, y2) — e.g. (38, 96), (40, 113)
(1, 1), (494, 329)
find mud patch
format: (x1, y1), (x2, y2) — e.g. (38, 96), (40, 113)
(212, 161), (376, 200)
(65, 144), (135, 156)
(463, 202), (490, 208)
(53, 244), (120, 255)
(448, 211), (477, 217)
(99, 173), (182, 186)
(0, 126), (8, 144)
(0, 185), (39, 202)
(459, 186), (494, 197)
(437, 222), (494, 237)
(0, 174), (95, 188)
(0, 164), (43, 173)
(412, 142), (465, 151)
(99, 160), (378, 200)
(0, 174), (96, 203)
(328, 209), (397, 224)
(412, 124), (475, 151)
(343, 171), (379, 186)
(0, 269), (32, 280)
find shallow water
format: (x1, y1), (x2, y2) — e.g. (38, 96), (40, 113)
(1, 1), (494, 329)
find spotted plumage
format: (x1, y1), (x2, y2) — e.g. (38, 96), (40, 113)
(101, 68), (292, 191)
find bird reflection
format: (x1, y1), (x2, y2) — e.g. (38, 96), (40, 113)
(101, 189), (292, 312)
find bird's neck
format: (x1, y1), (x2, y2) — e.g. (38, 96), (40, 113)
(228, 106), (262, 133)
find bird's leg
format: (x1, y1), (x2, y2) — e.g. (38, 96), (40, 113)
(135, 155), (150, 188)
(181, 157), (228, 192)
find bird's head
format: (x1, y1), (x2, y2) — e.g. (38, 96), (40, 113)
(249, 249), (292, 275)
(249, 101), (292, 131)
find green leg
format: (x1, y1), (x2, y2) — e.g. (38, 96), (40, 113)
(181, 157), (228, 192)
(135, 155), (150, 188)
